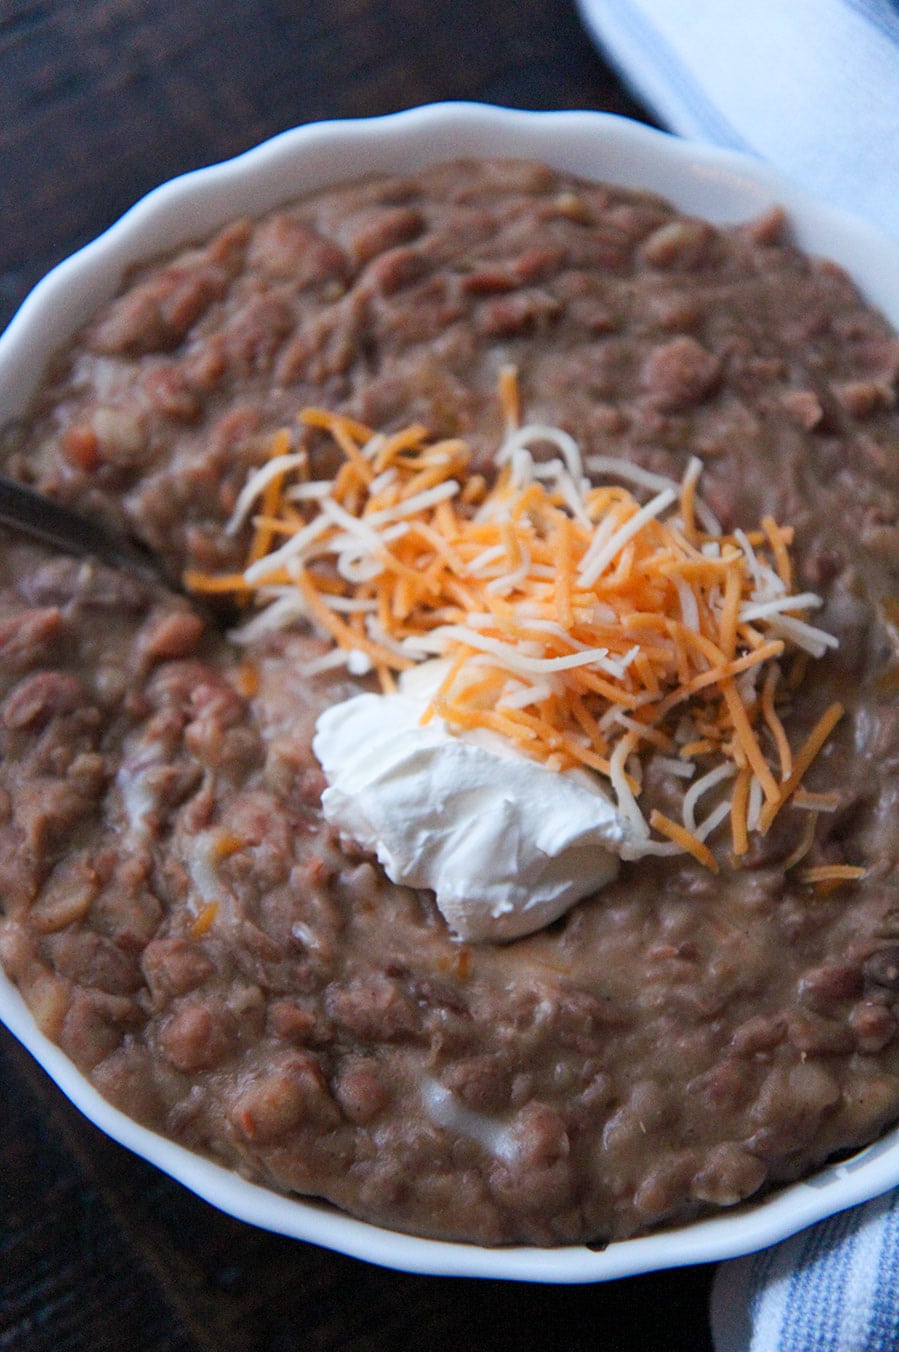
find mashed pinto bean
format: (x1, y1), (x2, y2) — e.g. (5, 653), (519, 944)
(0, 159), (897, 1245)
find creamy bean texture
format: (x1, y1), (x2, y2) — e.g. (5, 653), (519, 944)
(0, 160), (897, 1246)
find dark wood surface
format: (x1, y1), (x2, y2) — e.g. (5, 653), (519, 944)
(0, 4), (717, 1348)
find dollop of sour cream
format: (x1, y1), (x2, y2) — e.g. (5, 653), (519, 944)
(312, 662), (635, 942)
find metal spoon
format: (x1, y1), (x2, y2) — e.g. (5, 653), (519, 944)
(0, 472), (172, 589)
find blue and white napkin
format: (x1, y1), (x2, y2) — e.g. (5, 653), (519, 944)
(576, 2), (899, 1346)
(710, 1190), (899, 1352)
(576, 0), (899, 239)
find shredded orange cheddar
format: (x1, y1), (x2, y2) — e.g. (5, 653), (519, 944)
(499, 363), (521, 429)
(190, 902), (218, 937)
(760, 665), (793, 782)
(649, 809), (719, 873)
(184, 569), (255, 594)
(212, 832), (246, 859)
(248, 427), (292, 565)
(796, 864), (868, 887)
(793, 789), (840, 811)
(718, 563), (743, 660)
(184, 375), (851, 874)
(759, 702), (845, 834)
(730, 766), (752, 857)
(234, 661), (260, 697)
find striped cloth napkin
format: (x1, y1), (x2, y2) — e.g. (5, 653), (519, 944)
(575, 0), (899, 239)
(710, 1191), (899, 1352)
(575, 2), (899, 1347)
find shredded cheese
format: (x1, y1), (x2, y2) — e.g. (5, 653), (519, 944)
(190, 901), (219, 937)
(796, 864), (868, 887)
(185, 375), (859, 875)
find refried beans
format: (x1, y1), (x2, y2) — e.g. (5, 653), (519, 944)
(0, 159), (896, 1246)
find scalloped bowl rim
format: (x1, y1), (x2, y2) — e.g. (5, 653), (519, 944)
(1, 103), (898, 1283)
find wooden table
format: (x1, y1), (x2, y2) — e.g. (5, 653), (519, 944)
(0, 4), (716, 1347)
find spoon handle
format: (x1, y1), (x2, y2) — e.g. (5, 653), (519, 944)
(0, 473), (164, 586)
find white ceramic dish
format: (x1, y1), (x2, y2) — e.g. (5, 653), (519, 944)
(1, 103), (898, 1283)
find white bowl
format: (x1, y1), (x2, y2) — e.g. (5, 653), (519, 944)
(2, 103), (898, 1283)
